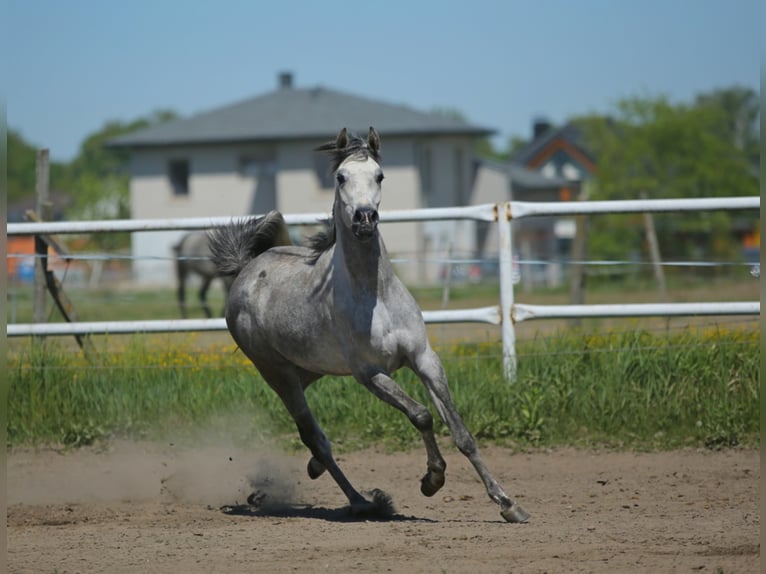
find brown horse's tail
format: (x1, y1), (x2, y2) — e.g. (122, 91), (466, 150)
(208, 211), (292, 278)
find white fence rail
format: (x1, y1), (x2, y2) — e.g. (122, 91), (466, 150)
(7, 196), (761, 379)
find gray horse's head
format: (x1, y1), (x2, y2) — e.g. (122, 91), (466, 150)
(317, 127), (384, 242)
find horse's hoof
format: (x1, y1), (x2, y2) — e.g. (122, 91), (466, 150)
(349, 489), (395, 519)
(500, 502), (530, 523)
(420, 471), (445, 497)
(246, 490), (266, 508)
(307, 457), (326, 479)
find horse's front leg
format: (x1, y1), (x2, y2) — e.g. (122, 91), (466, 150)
(412, 348), (530, 524)
(265, 370), (391, 518)
(355, 370), (447, 498)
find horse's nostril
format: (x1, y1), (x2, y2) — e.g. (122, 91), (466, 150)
(353, 208), (378, 225)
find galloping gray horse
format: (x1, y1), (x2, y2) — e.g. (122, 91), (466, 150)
(173, 231), (234, 318)
(209, 127), (529, 523)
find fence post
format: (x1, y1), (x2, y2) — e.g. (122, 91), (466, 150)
(640, 191), (668, 301)
(33, 149), (50, 325)
(497, 202), (517, 381)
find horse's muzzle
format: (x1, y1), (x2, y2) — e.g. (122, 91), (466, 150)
(351, 208), (379, 240)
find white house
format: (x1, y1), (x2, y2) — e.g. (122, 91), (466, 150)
(108, 72), (495, 285)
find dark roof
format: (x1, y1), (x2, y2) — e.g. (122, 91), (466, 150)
(511, 122), (596, 167)
(108, 85), (494, 148)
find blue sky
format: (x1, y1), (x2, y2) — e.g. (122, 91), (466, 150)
(6, 0), (761, 163)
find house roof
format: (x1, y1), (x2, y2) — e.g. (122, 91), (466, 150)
(108, 82), (494, 149)
(507, 162), (571, 190)
(511, 122), (596, 171)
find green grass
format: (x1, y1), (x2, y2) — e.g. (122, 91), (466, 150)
(7, 328), (759, 451)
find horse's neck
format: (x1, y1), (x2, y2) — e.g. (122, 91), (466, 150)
(333, 228), (393, 292)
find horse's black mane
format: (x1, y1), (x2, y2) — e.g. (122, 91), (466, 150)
(315, 130), (381, 173)
(308, 131), (382, 256)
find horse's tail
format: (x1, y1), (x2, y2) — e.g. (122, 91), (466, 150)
(208, 211), (292, 278)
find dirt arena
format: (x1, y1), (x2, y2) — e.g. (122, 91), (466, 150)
(7, 442), (759, 573)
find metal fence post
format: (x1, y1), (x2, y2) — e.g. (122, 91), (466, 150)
(497, 202), (517, 381)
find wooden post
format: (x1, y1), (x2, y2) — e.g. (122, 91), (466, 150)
(25, 210), (96, 357)
(640, 191), (668, 301)
(33, 149), (50, 325)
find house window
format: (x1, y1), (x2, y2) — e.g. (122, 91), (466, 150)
(239, 157), (259, 177)
(168, 159), (190, 196)
(541, 162), (556, 179)
(562, 162), (581, 181)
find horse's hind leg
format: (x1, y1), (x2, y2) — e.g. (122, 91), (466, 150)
(198, 276), (214, 318)
(412, 348), (530, 523)
(176, 267), (188, 318)
(356, 371), (446, 497)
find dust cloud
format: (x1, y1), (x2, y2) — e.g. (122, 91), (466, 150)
(8, 416), (302, 509)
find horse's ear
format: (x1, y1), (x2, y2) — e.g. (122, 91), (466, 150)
(336, 127), (348, 150)
(367, 127), (380, 155)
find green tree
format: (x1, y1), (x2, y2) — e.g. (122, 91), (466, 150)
(8, 109), (178, 221)
(65, 109), (178, 221)
(694, 86), (759, 172)
(7, 110), (178, 251)
(575, 93), (758, 262)
(7, 130), (37, 203)
(506, 135), (529, 159)
(7, 129), (68, 204)
(583, 96), (756, 200)
(60, 109), (178, 250)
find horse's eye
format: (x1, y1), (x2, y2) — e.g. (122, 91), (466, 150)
(375, 173), (384, 184)
(336, 172), (346, 185)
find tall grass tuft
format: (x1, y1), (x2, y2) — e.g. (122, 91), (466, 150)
(8, 328), (759, 451)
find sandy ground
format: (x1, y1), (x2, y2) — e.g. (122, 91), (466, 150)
(6, 441), (759, 573)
